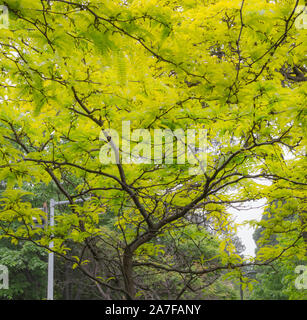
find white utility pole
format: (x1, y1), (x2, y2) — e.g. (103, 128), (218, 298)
(47, 198), (55, 300)
(46, 197), (90, 300)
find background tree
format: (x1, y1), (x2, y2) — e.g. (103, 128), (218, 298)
(0, 240), (47, 299)
(249, 200), (307, 300)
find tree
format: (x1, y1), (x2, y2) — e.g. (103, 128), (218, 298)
(250, 201), (307, 300)
(0, 0), (306, 299)
(0, 240), (47, 300)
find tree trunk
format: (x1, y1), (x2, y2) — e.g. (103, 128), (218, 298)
(122, 247), (135, 300)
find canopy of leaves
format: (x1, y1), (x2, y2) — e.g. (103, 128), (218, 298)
(0, 0), (306, 299)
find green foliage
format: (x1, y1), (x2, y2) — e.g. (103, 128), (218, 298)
(0, 0), (306, 299)
(0, 240), (47, 300)
(250, 201), (307, 300)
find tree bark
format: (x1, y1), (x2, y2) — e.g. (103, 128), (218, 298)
(122, 246), (135, 300)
